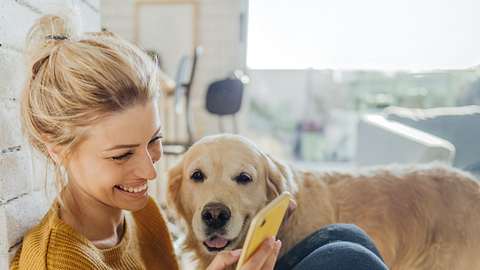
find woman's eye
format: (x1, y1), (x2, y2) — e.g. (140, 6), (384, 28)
(191, 170), (205, 182)
(234, 172), (252, 184)
(111, 152), (133, 161)
(149, 135), (163, 145)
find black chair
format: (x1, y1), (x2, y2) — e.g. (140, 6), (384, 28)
(162, 46), (202, 155)
(206, 73), (246, 133)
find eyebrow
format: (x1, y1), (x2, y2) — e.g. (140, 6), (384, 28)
(104, 126), (162, 151)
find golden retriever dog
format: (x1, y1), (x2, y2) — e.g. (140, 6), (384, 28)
(167, 134), (480, 270)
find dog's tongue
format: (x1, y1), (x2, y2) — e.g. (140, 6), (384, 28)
(205, 236), (229, 248)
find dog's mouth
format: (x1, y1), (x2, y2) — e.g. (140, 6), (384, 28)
(203, 235), (232, 252)
(202, 215), (250, 253)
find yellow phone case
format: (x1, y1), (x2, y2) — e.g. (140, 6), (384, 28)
(235, 192), (292, 270)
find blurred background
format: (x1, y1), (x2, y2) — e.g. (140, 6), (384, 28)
(100, 0), (480, 177)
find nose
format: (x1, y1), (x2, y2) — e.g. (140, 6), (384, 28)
(201, 202), (231, 229)
(137, 149), (157, 180)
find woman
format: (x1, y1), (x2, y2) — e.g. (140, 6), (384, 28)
(12, 14), (388, 270)
(11, 15), (280, 270)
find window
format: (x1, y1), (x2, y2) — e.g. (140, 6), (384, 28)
(247, 0), (480, 70)
(246, 0), (480, 163)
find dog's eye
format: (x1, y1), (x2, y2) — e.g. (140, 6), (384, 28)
(191, 170), (205, 182)
(233, 172), (252, 184)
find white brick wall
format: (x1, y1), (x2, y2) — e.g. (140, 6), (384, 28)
(0, 0), (100, 268)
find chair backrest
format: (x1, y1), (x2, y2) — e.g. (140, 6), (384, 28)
(385, 106), (480, 168)
(174, 53), (195, 111)
(185, 47), (202, 94)
(173, 46), (202, 144)
(206, 78), (244, 116)
(174, 56), (191, 89)
(356, 114), (455, 166)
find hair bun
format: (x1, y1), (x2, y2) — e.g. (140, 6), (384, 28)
(25, 14), (79, 54)
(25, 14), (79, 79)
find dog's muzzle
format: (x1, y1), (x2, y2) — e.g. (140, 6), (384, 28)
(201, 202), (233, 252)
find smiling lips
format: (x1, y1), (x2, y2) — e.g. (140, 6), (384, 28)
(115, 183), (148, 193)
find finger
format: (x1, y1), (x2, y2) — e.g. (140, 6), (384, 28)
(241, 237), (276, 270)
(261, 240), (282, 270)
(286, 199), (297, 219)
(288, 199), (297, 212)
(281, 199), (297, 228)
(207, 249), (242, 270)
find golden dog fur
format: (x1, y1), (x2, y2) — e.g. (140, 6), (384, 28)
(167, 134), (480, 270)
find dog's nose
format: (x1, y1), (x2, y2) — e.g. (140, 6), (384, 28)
(201, 202), (231, 229)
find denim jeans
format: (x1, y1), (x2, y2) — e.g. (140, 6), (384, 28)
(275, 224), (389, 270)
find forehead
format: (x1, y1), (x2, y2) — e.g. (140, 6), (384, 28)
(184, 139), (262, 174)
(85, 102), (160, 146)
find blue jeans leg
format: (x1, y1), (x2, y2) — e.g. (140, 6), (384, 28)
(275, 224), (388, 270)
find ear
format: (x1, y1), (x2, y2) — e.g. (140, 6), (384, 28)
(166, 158), (186, 217)
(262, 153), (297, 201)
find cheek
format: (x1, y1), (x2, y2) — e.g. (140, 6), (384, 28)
(239, 181), (268, 211)
(179, 183), (196, 217)
(70, 156), (124, 189)
(99, 162), (125, 186)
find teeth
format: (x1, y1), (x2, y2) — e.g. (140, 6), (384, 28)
(117, 183), (147, 193)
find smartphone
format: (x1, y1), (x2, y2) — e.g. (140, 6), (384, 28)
(235, 192), (293, 270)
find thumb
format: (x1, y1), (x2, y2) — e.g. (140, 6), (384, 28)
(281, 199), (297, 228)
(207, 249), (242, 270)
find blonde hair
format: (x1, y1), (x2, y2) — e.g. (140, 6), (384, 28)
(21, 15), (161, 191)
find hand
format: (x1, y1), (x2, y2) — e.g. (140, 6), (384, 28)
(206, 237), (282, 270)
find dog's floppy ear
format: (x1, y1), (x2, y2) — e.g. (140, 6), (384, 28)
(167, 158), (185, 217)
(262, 153), (297, 201)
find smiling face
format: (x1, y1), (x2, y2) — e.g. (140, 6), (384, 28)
(167, 135), (289, 256)
(65, 100), (163, 211)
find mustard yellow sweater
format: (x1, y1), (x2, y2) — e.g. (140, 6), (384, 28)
(10, 197), (180, 270)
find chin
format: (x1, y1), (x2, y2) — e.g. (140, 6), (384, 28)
(115, 196), (149, 212)
(129, 198), (150, 210)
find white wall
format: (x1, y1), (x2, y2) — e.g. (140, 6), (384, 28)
(100, 0), (134, 42)
(0, 1), (100, 268)
(137, 3), (195, 77)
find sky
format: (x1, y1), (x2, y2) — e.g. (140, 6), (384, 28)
(247, 0), (480, 71)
